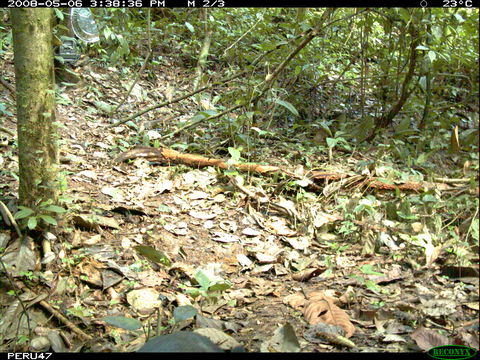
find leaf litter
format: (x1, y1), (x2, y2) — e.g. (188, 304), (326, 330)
(0, 60), (478, 353)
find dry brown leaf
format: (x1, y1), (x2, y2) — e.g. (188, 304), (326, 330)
(304, 291), (355, 338)
(291, 268), (324, 282)
(283, 293), (306, 310)
(411, 327), (451, 350)
(459, 333), (479, 350)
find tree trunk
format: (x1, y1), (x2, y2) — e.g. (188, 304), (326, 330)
(11, 9), (59, 211)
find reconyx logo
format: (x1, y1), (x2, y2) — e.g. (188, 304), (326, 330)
(428, 345), (478, 360)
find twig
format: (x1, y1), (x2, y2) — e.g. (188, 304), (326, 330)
(433, 177), (472, 184)
(107, 70), (249, 129)
(13, 280), (93, 341)
(111, 51), (151, 115)
(0, 76), (16, 100)
(111, 9), (152, 115)
(228, 175), (298, 221)
(0, 200), (22, 238)
(222, 10), (264, 57)
(0, 126), (15, 137)
(38, 299), (93, 341)
(160, 101), (248, 140)
(263, 9), (336, 91)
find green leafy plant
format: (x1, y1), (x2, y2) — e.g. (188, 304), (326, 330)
(66, 306), (93, 318)
(360, 264), (383, 276)
(179, 270), (232, 304)
(326, 131), (351, 162)
(14, 200), (66, 230)
(16, 335), (29, 346)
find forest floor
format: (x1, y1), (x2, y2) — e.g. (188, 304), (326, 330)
(0, 58), (479, 353)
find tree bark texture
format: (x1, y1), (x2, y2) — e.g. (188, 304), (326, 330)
(11, 9), (59, 207)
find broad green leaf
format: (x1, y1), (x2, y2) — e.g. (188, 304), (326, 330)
(39, 199), (53, 207)
(44, 205), (66, 214)
(454, 14), (465, 23)
(416, 152), (431, 165)
(199, 110), (218, 117)
(185, 22), (194, 33)
(365, 280), (382, 292)
(184, 288), (201, 298)
(14, 207), (35, 220)
(195, 270), (211, 289)
(39, 215), (57, 226)
(319, 123), (333, 137)
(422, 194), (438, 203)
(251, 127), (272, 137)
(294, 66), (302, 76)
(326, 137), (338, 148)
(102, 316), (143, 330)
(228, 147), (241, 162)
(428, 51), (436, 63)
(396, 117), (411, 133)
(94, 101), (115, 113)
(432, 26), (442, 41)
(223, 170), (239, 176)
(471, 219), (479, 241)
(275, 99), (299, 117)
(415, 45), (429, 51)
(173, 305), (198, 323)
(103, 27), (113, 40)
(134, 245), (171, 266)
(188, 113), (207, 123)
(54, 9), (64, 21)
(419, 76), (427, 91)
(27, 217), (38, 230)
(398, 8), (411, 22)
(208, 281), (232, 292)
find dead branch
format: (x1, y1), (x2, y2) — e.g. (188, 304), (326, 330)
(107, 64), (260, 129)
(0, 76), (15, 100)
(114, 146), (283, 174)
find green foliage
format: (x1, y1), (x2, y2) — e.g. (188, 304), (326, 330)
(14, 200), (66, 230)
(179, 269), (232, 304)
(103, 316), (143, 331)
(0, 21), (12, 55)
(18, 271), (37, 282)
(134, 245), (171, 267)
(0, 102), (13, 117)
(72, 8), (477, 156)
(173, 305), (198, 322)
(66, 306), (93, 318)
(360, 264), (383, 276)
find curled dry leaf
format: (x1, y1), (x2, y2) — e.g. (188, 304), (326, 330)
(242, 227), (261, 236)
(236, 254), (253, 267)
(303, 291), (355, 338)
(291, 268), (324, 282)
(256, 253), (279, 264)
